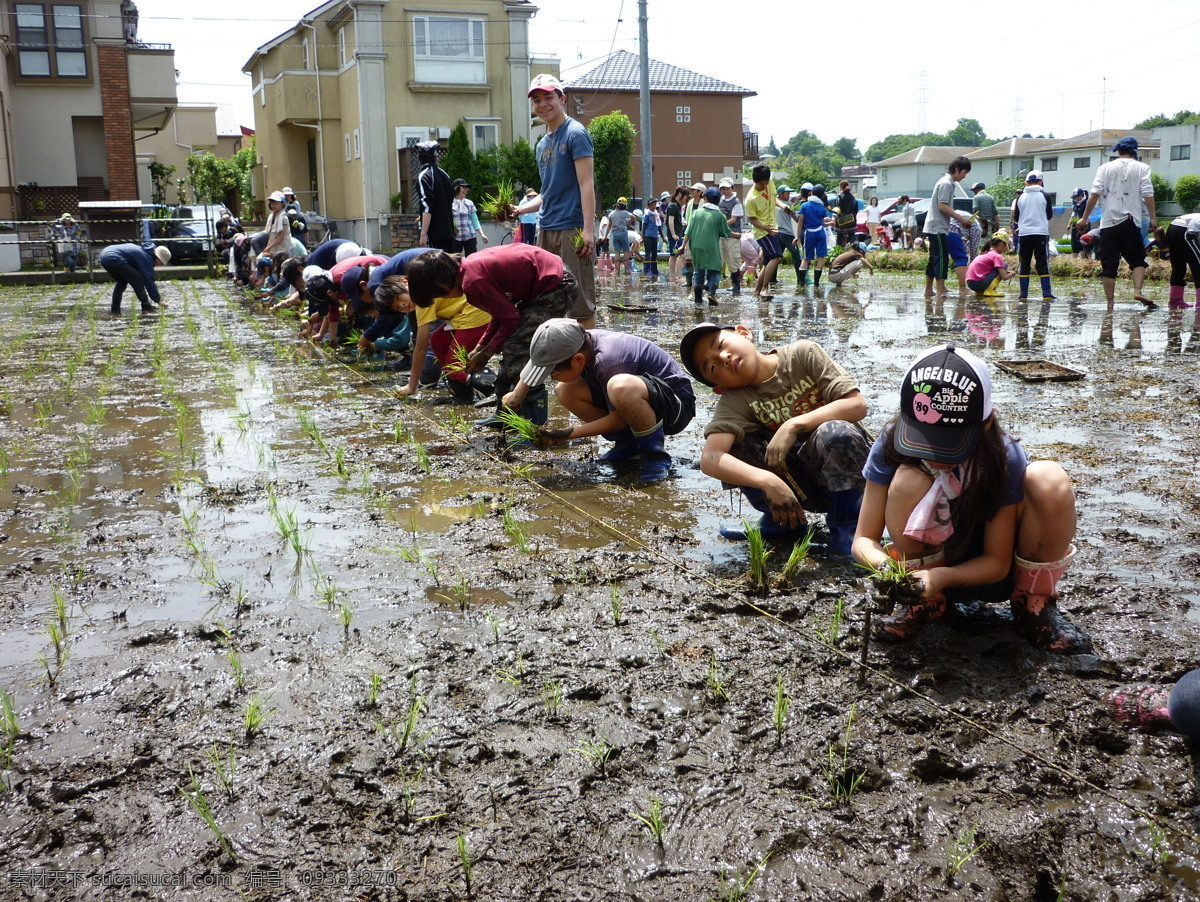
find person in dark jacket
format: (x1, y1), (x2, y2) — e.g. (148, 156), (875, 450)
(416, 141), (455, 252)
(98, 242), (170, 313)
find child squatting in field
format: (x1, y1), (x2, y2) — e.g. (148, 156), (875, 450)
(517, 318), (696, 483)
(851, 344), (1091, 654)
(679, 323), (871, 557)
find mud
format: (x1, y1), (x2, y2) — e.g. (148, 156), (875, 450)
(1, 271), (1199, 900)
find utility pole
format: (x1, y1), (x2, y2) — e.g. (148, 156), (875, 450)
(637, 0), (653, 205)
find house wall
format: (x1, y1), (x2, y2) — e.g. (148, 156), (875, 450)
(875, 163), (954, 199)
(1154, 124), (1200, 189)
(570, 90), (746, 200)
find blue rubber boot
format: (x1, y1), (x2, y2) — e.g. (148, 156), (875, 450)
(1040, 275), (1055, 300)
(1018, 275), (1030, 299)
(820, 487), (863, 561)
(599, 429), (639, 463)
(633, 423), (670, 483)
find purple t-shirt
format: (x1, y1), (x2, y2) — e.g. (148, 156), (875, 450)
(864, 429), (1026, 505)
(582, 330), (695, 409)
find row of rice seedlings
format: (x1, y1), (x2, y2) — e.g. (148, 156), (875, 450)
(0, 689), (19, 771)
(35, 589), (72, 687)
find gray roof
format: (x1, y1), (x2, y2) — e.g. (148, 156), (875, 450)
(563, 50), (754, 96)
(1043, 128), (1158, 151)
(874, 146), (978, 167)
(967, 138), (1059, 160)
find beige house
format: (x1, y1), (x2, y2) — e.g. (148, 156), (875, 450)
(243, 0), (558, 248)
(0, 0), (176, 220)
(135, 104), (248, 206)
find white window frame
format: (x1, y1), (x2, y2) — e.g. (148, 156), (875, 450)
(344, 133), (352, 162)
(412, 14), (486, 84)
(338, 27), (347, 67)
(675, 105), (691, 123)
(469, 121), (500, 153)
(1041, 157), (1058, 171)
(300, 33), (310, 70)
(353, 129), (361, 160)
(259, 62), (266, 106)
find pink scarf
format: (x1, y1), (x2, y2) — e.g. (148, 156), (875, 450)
(903, 467), (963, 546)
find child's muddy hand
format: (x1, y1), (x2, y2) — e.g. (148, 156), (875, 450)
(765, 426), (799, 468)
(534, 427), (572, 449)
(911, 568), (944, 602)
(467, 350), (492, 374)
(763, 481), (803, 528)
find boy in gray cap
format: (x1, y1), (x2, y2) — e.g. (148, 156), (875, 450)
(516, 318), (695, 483)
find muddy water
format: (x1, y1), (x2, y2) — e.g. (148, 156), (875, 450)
(0, 269), (1198, 900)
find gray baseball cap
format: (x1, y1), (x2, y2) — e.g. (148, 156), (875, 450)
(520, 318), (587, 386)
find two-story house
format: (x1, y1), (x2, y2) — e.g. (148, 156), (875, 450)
(243, 0), (558, 249)
(0, 0), (176, 221)
(560, 50), (755, 201)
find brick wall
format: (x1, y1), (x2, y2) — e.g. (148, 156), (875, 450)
(97, 45), (138, 199)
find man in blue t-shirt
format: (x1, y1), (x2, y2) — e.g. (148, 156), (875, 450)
(512, 74), (597, 328)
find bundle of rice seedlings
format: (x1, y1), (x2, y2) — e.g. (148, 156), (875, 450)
(481, 180), (518, 222)
(495, 407), (539, 442)
(442, 343), (473, 376)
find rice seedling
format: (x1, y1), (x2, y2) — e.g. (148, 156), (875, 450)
(367, 670), (382, 707)
(493, 651), (525, 685)
(485, 610), (501, 643)
(1144, 816), (1171, 866)
(393, 686), (430, 754)
(0, 447), (9, 483)
(744, 521), (770, 595)
(511, 462), (535, 478)
(772, 674), (790, 743)
(502, 504), (529, 552)
(36, 591), (72, 687)
(858, 554), (923, 614)
(632, 796), (666, 846)
(709, 853), (771, 902)
(823, 704), (865, 805)
(571, 228), (586, 256)
(0, 689), (19, 769)
(542, 679), (564, 715)
(316, 576), (339, 609)
(333, 443), (349, 479)
(609, 584), (623, 626)
(84, 398), (108, 426)
(706, 652), (729, 702)
(392, 421), (410, 443)
(442, 343), (473, 376)
(297, 409), (328, 455)
(34, 399), (53, 426)
(207, 736), (237, 799)
(180, 766), (235, 859)
(817, 597), (845, 646)
(775, 526), (816, 588)
(570, 731), (613, 776)
(414, 442), (431, 474)
(480, 179), (517, 222)
(243, 693), (275, 739)
(456, 832), (474, 898)
(225, 647), (244, 690)
(946, 824), (986, 878)
(495, 407), (540, 442)
(338, 599), (354, 638)
(423, 555), (440, 585)
(435, 577), (469, 612)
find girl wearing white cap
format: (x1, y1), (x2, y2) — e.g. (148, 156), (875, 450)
(262, 191), (291, 259)
(852, 344), (1090, 654)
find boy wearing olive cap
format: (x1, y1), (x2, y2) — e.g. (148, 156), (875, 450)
(679, 323), (870, 554)
(519, 318), (695, 483)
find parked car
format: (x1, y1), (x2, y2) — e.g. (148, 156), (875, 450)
(167, 204), (230, 262)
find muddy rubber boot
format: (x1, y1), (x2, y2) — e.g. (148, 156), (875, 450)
(598, 429), (639, 463)
(819, 487), (862, 561)
(448, 378), (475, 404)
(633, 422), (670, 483)
(799, 268), (809, 287)
(874, 591), (947, 642)
(1009, 544), (1092, 654)
(812, 268), (822, 288)
(1039, 275), (1055, 300)
(731, 271), (742, 296)
(693, 284), (704, 305)
(111, 301), (121, 315)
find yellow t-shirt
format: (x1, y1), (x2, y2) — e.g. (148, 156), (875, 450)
(415, 294), (491, 330)
(744, 179), (777, 239)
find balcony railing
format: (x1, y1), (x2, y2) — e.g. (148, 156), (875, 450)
(742, 131), (759, 161)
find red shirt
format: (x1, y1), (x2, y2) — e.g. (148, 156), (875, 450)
(461, 244), (565, 352)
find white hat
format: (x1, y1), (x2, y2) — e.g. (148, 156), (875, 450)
(268, 191), (286, 203)
(528, 74), (564, 96)
(282, 186), (295, 196)
(302, 264), (328, 282)
(718, 177), (734, 188)
(1025, 170), (1043, 182)
(153, 246), (172, 265)
(334, 242), (363, 263)
(690, 182), (706, 192)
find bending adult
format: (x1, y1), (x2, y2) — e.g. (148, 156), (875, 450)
(99, 242), (171, 314)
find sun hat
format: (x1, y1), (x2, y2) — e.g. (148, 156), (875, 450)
(679, 322), (735, 388)
(282, 186), (295, 196)
(800, 182), (814, 191)
(153, 246), (172, 265)
(660, 191), (671, 199)
(268, 191), (285, 203)
(528, 73), (564, 96)
(617, 196), (628, 205)
(302, 264), (327, 282)
(718, 177), (735, 188)
(520, 318), (587, 387)
(895, 344), (993, 465)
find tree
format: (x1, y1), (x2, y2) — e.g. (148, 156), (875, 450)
(148, 162), (176, 206)
(781, 129), (824, 158)
(1174, 175), (1200, 213)
(790, 158), (832, 190)
(442, 122), (475, 183)
(865, 132), (944, 162)
(1151, 172), (1172, 204)
(498, 138), (540, 192)
(833, 137), (859, 160)
(1134, 110), (1200, 129)
(588, 111), (636, 209)
(988, 175), (1026, 209)
(945, 117), (988, 147)
(183, 145), (256, 214)
(764, 136), (779, 156)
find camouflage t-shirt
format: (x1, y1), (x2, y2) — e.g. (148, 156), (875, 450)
(703, 340), (859, 443)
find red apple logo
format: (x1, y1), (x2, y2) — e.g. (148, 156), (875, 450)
(912, 382), (941, 423)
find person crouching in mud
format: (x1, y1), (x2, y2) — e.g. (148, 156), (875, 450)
(851, 344), (1091, 653)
